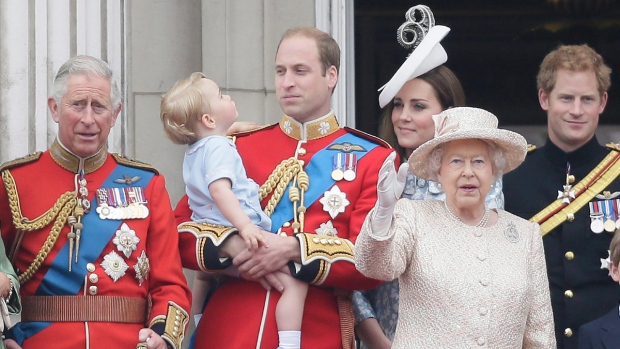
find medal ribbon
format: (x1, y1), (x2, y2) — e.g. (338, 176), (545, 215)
(531, 150), (620, 235)
(37, 163), (154, 296)
(604, 200), (615, 222)
(269, 133), (378, 231)
(11, 164), (154, 344)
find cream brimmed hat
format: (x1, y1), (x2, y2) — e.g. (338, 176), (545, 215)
(378, 5), (450, 108)
(407, 107), (528, 180)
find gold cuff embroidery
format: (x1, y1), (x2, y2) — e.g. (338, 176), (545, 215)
(177, 222), (237, 246)
(178, 222), (238, 271)
(296, 233), (354, 264)
(162, 301), (189, 349)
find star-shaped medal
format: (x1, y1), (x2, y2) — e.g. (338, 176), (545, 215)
(101, 250), (129, 282)
(601, 250), (611, 275)
(557, 184), (576, 204)
(113, 223), (140, 258)
(319, 186), (350, 219)
(134, 250), (150, 286)
(315, 220), (339, 237)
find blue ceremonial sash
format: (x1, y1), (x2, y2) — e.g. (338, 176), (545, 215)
(9, 163), (154, 344)
(37, 164), (154, 295)
(269, 133), (378, 231)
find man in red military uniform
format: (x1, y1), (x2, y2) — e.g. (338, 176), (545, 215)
(0, 55), (191, 349)
(175, 27), (394, 349)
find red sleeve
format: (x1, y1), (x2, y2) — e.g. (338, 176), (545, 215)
(144, 175), (192, 329)
(294, 147), (396, 291)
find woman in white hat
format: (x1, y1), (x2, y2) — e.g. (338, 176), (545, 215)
(355, 107), (556, 348)
(352, 6), (504, 349)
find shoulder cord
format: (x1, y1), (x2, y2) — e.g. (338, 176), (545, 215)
(2, 170), (77, 284)
(258, 157), (309, 233)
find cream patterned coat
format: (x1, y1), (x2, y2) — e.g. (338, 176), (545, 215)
(355, 200), (556, 349)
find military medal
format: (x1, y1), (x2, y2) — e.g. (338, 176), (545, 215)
(331, 153), (344, 181)
(343, 154), (357, 181)
(96, 187), (148, 219)
(589, 201), (604, 233)
(134, 250), (150, 286)
(101, 250), (129, 282)
(557, 163), (576, 204)
(319, 185), (350, 219)
(604, 219), (616, 233)
(601, 250), (612, 271)
(591, 217), (604, 234)
(603, 200), (617, 233)
(113, 223), (140, 257)
(315, 220), (338, 237)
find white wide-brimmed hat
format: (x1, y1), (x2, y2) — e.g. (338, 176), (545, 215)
(408, 107), (528, 180)
(378, 5), (450, 108)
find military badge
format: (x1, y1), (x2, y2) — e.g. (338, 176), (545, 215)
(601, 250), (611, 274)
(114, 174), (141, 185)
(601, 199), (617, 233)
(319, 186), (350, 219)
(557, 184), (576, 204)
(96, 187), (149, 220)
(589, 200), (605, 234)
(134, 250), (150, 286)
(101, 250), (129, 282)
(315, 220), (339, 237)
(113, 223), (140, 258)
(343, 153), (357, 181)
(327, 142), (367, 153)
(331, 154), (344, 181)
(557, 163), (576, 204)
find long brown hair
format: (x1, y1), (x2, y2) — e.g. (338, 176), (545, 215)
(378, 65), (466, 160)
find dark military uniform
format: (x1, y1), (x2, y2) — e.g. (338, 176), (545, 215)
(504, 136), (620, 349)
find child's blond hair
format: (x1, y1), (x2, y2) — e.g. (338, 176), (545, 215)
(160, 72), (209, 145)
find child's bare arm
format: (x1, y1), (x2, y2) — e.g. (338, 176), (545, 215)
(209, 178), (269, 250)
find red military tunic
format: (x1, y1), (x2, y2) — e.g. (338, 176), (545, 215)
(176, 114), (393, 349)
(0, 140), (191, 349)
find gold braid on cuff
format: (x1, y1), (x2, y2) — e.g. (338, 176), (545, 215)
(161, 301), (189, 349)
(297, 233), (355, 284)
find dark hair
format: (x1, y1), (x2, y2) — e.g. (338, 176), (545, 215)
(378, 65), (466, 160)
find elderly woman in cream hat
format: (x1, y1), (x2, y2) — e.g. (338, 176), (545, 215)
(355, 107), (556, 348)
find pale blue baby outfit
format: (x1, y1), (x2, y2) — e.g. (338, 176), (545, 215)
(183, 135), (271, 230)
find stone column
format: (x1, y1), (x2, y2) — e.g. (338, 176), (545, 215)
(0, 0), (126, 163)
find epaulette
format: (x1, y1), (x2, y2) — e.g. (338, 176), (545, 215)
(343, 127), (393, 149)
(0, 152), (43, 172)
(606, 142), (620, 152)
(112, 154), (159, 174)
(527, 144), (537, 153)
(229, 123), (279, 144)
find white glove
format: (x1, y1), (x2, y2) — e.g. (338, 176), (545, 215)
(371, 152), (409, 234)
